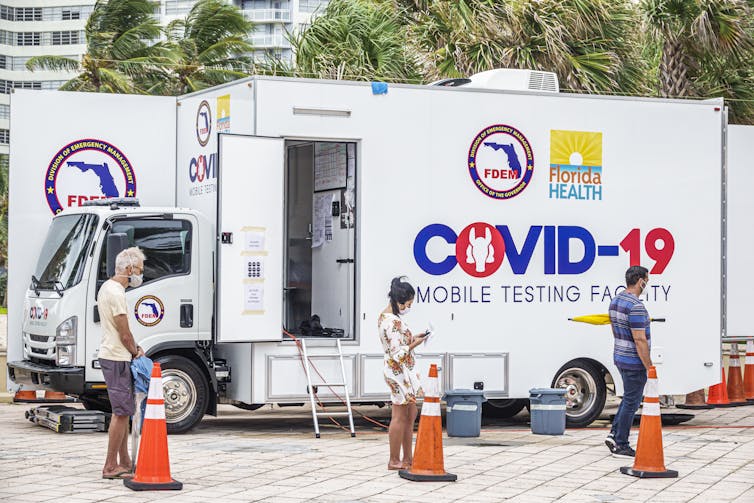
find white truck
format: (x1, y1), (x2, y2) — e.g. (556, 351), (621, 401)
(6, 71), (725, 433)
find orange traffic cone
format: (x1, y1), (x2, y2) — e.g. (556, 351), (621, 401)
(43, 390), (68, 401)
(707, 369), (734, 407)
(744, 341), (754, 401)
(124, 363), (182, 491)
(727, 343), (747, 405)
(13, 389), (37, 402)
(399, 364), (457, 482)
(676, 389), (712, 410)
(620, 366), (678, 479)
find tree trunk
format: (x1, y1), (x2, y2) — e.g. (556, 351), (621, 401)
(659, 40), (693, 98)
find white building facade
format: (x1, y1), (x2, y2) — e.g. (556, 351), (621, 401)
(0, 0), (329, 154)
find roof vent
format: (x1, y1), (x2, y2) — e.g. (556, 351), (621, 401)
(464, 69), (559, 93)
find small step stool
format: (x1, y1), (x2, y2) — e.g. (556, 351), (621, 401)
(301, 338), (356, 438)
(26, 405), (110, 433)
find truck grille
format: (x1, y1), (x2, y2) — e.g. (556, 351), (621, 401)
(23, 332), (56, 362)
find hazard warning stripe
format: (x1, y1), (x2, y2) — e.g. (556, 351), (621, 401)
(421, 401), (441, 416)
(148, 377), (164, 399)
(642, 402), (660, 416)
(144, 402), (166, 420)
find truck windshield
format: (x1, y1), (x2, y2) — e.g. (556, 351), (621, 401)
(33, 214), (99, 291)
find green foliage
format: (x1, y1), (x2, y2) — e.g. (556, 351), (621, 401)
(287, 0), (422, 83)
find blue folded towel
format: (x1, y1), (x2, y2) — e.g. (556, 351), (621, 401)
(130, 356), (153, 394)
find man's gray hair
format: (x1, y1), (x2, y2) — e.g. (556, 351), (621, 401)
(115, 247), (146, 274)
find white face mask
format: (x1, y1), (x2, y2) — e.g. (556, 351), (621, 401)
(129, 273), (144, 288)
(639, 280), (648, 295)
(399, 306), (411, 316)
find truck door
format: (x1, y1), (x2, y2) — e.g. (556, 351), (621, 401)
(85, 214), (200, 380)
(216, 134), (285, 343)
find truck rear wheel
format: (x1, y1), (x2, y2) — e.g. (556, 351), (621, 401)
(552, 359), (606, 428)
(155, 355), (209, 434)
(481, 399), (527, 418)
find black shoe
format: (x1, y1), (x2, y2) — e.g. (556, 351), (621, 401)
(610, 445), (636, 459)
(604, 433), (616, 452)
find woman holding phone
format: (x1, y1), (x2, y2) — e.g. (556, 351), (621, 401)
(378, 276), (430, 470)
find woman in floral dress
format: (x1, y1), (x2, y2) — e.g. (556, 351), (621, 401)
(378, 277), (429, 470)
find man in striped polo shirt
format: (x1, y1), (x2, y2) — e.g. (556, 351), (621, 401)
(605, 265), (652, 458)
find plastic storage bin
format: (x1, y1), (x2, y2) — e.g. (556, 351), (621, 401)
(529, 388), (567, 435)
(442, 389), (487, 437)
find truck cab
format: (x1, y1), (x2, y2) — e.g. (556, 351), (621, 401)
(8, 199), (215, 432)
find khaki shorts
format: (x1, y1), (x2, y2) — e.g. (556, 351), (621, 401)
(99, 358), (135, 416)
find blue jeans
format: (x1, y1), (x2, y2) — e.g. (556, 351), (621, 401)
(611, 368), (648, 448)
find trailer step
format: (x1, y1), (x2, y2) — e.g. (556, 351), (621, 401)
(301, 339), (356, 439)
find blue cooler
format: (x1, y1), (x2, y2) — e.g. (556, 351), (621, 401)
(529, 388), (567, 435)
(442, 389), (487, 437)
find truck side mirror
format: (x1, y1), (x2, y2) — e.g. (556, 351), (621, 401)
(106, 233), (129, 278)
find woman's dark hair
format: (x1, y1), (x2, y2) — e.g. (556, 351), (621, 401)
(388, 276), (415, 315)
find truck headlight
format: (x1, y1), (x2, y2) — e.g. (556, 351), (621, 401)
(56, 317), (77, 366)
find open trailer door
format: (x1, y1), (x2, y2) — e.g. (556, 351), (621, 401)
(216, 134), (284, 342)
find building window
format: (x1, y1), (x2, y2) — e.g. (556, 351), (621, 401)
(52, 31), (80, 45)
(16, 32), (41, 46)
(61, 9), (81, 20)
(0, 104), (9, 120)
(0, 129), (9, 145)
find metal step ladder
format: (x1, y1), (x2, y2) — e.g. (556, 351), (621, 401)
(300, 338), (356, 438)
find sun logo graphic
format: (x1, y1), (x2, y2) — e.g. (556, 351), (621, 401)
(549, 130), (603, 201)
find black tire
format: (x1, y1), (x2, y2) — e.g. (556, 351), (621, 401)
(80, 394), (112, 413)
(482, 399), (528, 418)
(551, 359), (607, 428)
(155, 355), (210, 434)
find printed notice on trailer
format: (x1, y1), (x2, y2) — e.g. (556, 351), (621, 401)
(243, 257), (265, 280)
(243, 227), (265, 252)
(243, 284), (264, 313)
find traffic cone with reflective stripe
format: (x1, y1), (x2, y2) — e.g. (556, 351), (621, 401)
(707, 369), (734, 407)
(727, 344), (747, 405)
(620, 366), (678, 479)
(744, 341), (754, 401)
(124, 363), (182, 491)
(399, 364), (457, 482)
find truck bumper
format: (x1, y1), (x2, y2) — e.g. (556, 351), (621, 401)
(7, 360), (85, 395)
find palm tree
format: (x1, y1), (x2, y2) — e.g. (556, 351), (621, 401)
(26, 0), (170, 93)
(287, 0), (422, 83)
(158, 0), (255, 95)
(639, 0), (754, 122)
(399, 0), (648, 94)
(640, 0), (753, 96)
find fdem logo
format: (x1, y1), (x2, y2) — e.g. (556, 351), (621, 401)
(549, 130), (603, 201)
(196, 100), (212, 146)
(468, 124), (534, 200)
(44, 139), (137, 214)
(134, 295), (165, 327)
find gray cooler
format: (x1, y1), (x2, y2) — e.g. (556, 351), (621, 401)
(442, 389), (486, 437)
(529, 388), (566, 435)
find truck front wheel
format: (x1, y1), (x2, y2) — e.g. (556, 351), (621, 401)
(552, 359), (606, 428)
(155, 355), (209, 434)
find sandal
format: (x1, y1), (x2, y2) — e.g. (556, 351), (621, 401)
(102, 470), (133, 480)
(387, 463), (403, 471)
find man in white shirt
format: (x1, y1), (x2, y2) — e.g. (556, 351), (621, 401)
(98, 247), (145, 479)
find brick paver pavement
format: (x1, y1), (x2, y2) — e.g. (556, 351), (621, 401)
(1, 401), (753, 502)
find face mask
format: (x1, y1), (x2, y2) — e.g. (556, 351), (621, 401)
(640, 280), (648, 294)
(399, 307), (411, 316)
(129, 274), (143, 288)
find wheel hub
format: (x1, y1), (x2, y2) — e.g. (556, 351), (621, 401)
(161, 368), (197, 423)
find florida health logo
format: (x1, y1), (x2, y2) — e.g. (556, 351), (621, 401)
(468, 124), (534, 200)
(549, 130), (603, 200)
(134, 295), (165, 327)
(45, 139), (137, 215)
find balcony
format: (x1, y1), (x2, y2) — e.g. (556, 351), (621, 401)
(250, 34), (290, 49)
(243, 9), (290, 23)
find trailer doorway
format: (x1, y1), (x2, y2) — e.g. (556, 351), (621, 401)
(284, 141), (356, 340)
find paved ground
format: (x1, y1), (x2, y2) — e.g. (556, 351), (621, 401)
(1, 400), (754, 502)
